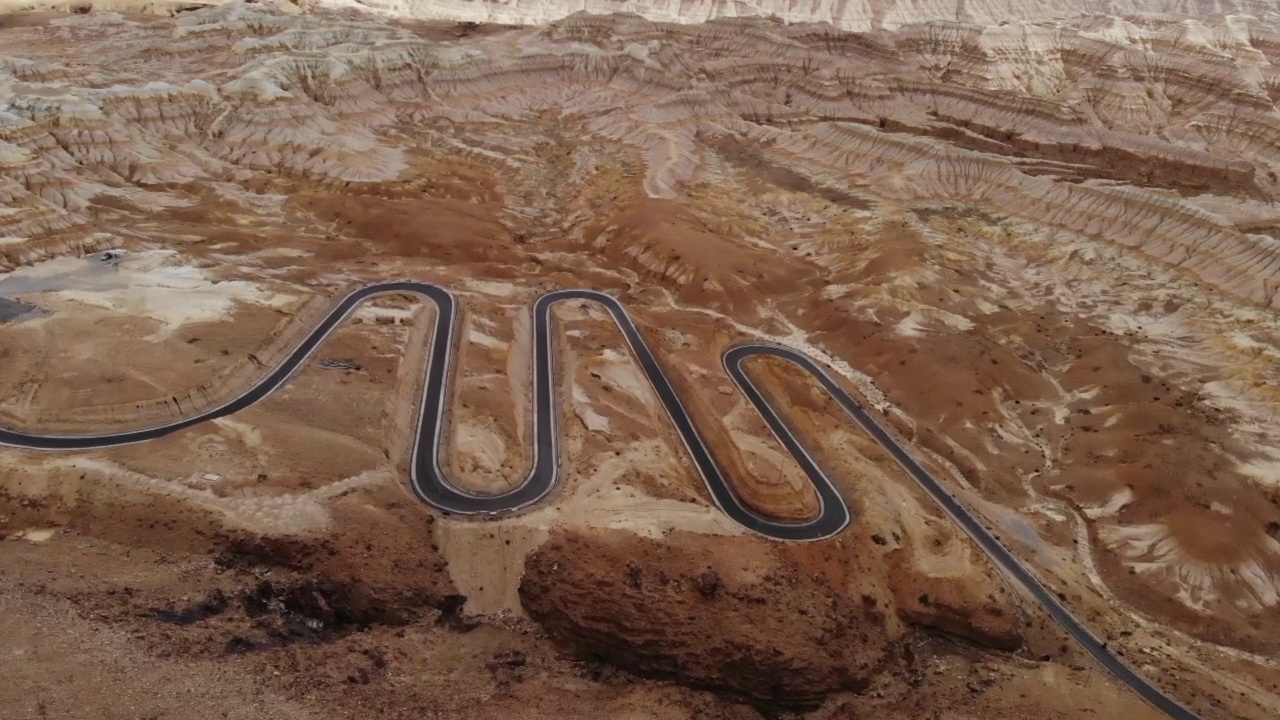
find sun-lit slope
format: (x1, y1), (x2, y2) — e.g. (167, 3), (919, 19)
(9, 6), (1280, 307)
(4, 4), (1280, 717)
(315, 0), (1280, 32)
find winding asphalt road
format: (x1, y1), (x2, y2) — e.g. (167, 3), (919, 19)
(0, 281), (1203, 720)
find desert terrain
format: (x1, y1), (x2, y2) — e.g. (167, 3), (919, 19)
(1, 1), (1280, 719)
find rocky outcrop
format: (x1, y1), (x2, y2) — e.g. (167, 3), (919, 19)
(885, 548), (1023, 651)
(5, 4), (1280, 309)
(315, 0), (1280, 33)
(518, 528), (1022, 708)
(518, 530), (893, 708)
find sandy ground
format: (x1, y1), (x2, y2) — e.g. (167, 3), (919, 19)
(0, 508), (1164, 720)
(1, 5), (1280, 720)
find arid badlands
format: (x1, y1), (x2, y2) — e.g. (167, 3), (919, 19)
(5, 0), (1280, 718)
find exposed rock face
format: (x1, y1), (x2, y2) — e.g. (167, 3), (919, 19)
(518, 530), (893, 708)
(887, 549), (1023, 651)
(317, 0), (1280, 32)
(4, 3), (1280, 702)
(6, 4), (1280, 310)
(518, 529), (1020, 708)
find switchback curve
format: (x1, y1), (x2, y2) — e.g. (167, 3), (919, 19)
(0, 281), (853, 539)
(0, 281), (1205, 720)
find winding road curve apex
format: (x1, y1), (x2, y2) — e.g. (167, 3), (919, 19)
(0, 281), (1205, 720)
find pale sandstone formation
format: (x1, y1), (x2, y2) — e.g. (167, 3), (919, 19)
(5, 4), (1280, 304)
(316, 0), (1280, 32)
(6, 6), (1280, 714)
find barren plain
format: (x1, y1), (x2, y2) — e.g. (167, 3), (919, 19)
(2, 1), (1280, 719)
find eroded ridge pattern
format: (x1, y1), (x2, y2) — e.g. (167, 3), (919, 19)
(318, 0), (1280, 33)
(4, 3), (1280, 720)
(2, 5), (1280, 305)
(0, 278), (1205, 719)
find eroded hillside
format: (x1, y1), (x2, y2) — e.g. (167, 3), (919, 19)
(1, 3), (1280, 720)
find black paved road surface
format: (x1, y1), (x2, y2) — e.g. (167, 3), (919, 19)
(0, 281), (1203, 720)
(723, 344), (1203, 720)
